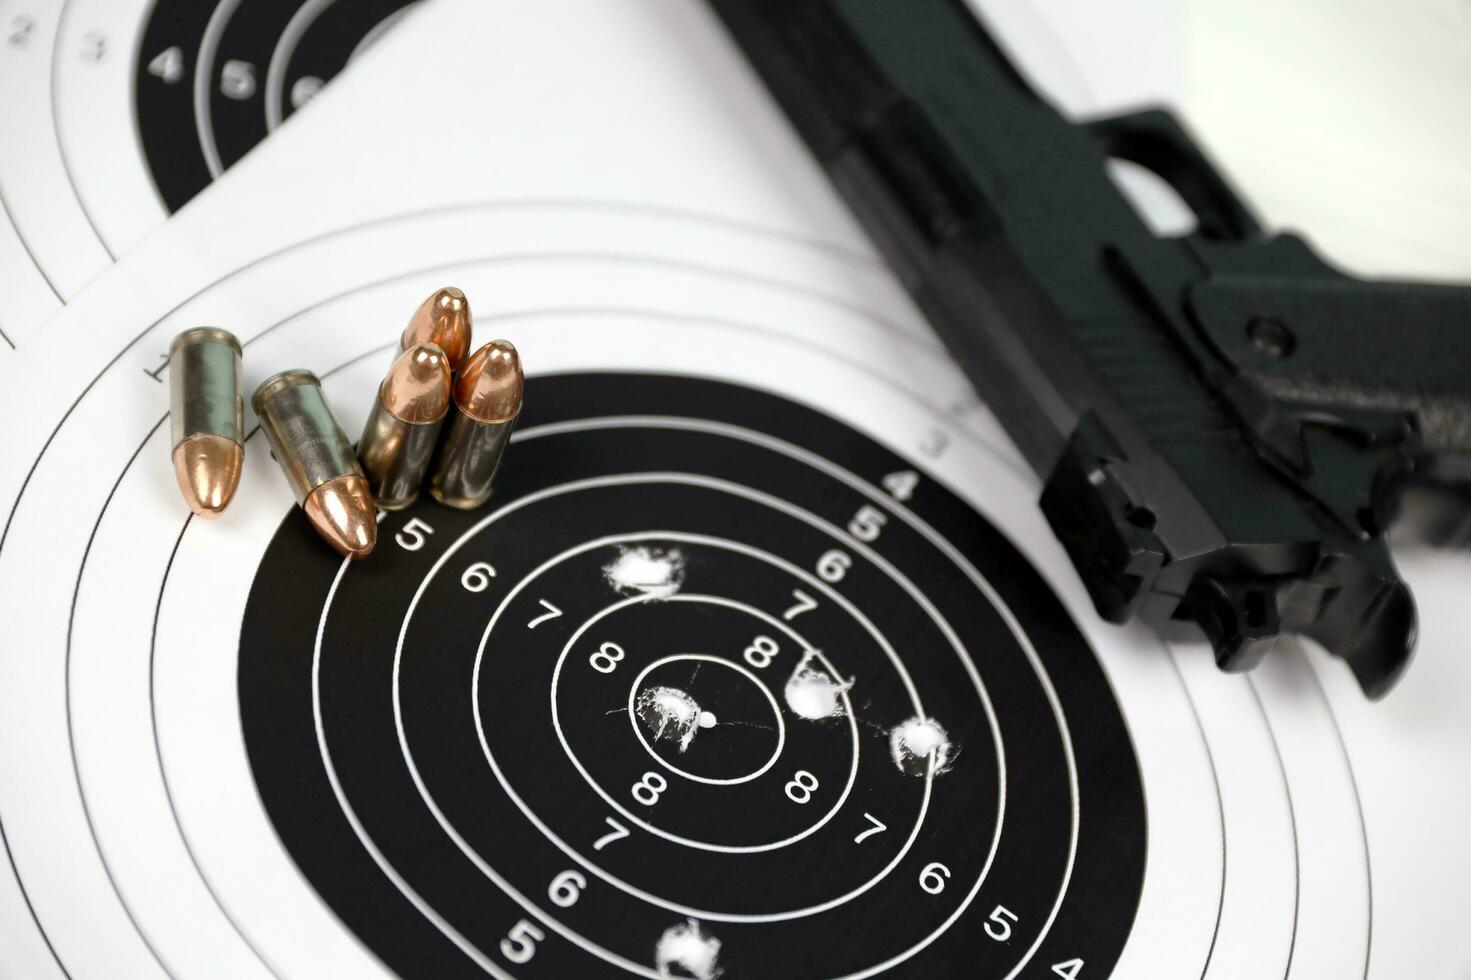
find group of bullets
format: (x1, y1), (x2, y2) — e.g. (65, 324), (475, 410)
(167, 287), (523, 558)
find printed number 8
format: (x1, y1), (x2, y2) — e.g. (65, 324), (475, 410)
(590, 641), (624, 673)
(785, 770), (819, 804)
(632, 771), (667, 806)
(744, 635), (779, 669)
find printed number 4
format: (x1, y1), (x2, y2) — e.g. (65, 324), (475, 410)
(148, 46), (184, 83)
(1051, 959), (1084, 979)
(883, 469), (919, 501)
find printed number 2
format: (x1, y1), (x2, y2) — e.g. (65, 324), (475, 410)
(1051, 959), (1084, 980)
(8, 16), (34, 49)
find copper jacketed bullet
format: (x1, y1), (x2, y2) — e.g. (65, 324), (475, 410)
(359, 343), (452, 510)
(169, 327), (244, 518)
(252, 370), (377, 559)
(401, 286), (472, 370)
(428, 340), (523, 509)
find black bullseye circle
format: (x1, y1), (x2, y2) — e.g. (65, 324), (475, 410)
(629, 652), (784, 784)
(135, 0), (419, 210)
(239, 372), (1146, 978)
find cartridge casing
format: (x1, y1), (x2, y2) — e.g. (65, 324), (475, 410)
(171, 328), (243, 451)
(428, 410), (517, 509)
(169, 327), (244, 517)
(253, 370), (377, 558)
(253, 371), (362, 504)
(358, 344), (452, 510)
(360, 404), (442, 509)
(428, 339), (523, 510)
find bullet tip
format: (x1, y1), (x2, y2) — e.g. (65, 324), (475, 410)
(382, 344), (452, 423)
(172, 435), (243, 518)
(402, 287), (471, 369)
(456, 340), (523, 423)
(304, 474), (378, 558)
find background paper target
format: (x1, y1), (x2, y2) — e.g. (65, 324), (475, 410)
(0, 0), (1182, 353)
(0, 0), (423, 350)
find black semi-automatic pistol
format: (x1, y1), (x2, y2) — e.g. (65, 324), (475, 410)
(711, 0), (1471, 697)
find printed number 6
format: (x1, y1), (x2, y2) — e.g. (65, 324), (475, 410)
(817, 549), (851, 582)
(461, 561), (496, 592)
(548, 869), (586, 908)
(919, 862), (950, 895)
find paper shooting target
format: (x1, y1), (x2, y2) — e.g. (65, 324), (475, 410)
(0, 202), (1375, 979)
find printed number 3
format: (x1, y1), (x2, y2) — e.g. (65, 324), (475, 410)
(80, 31), (105, 62)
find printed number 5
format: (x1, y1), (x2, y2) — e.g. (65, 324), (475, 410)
(984, 905), (1018, 942)
(500, 919), (544, 964)
(847, 505), (887, 542)
(396, 517), (434, 551)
